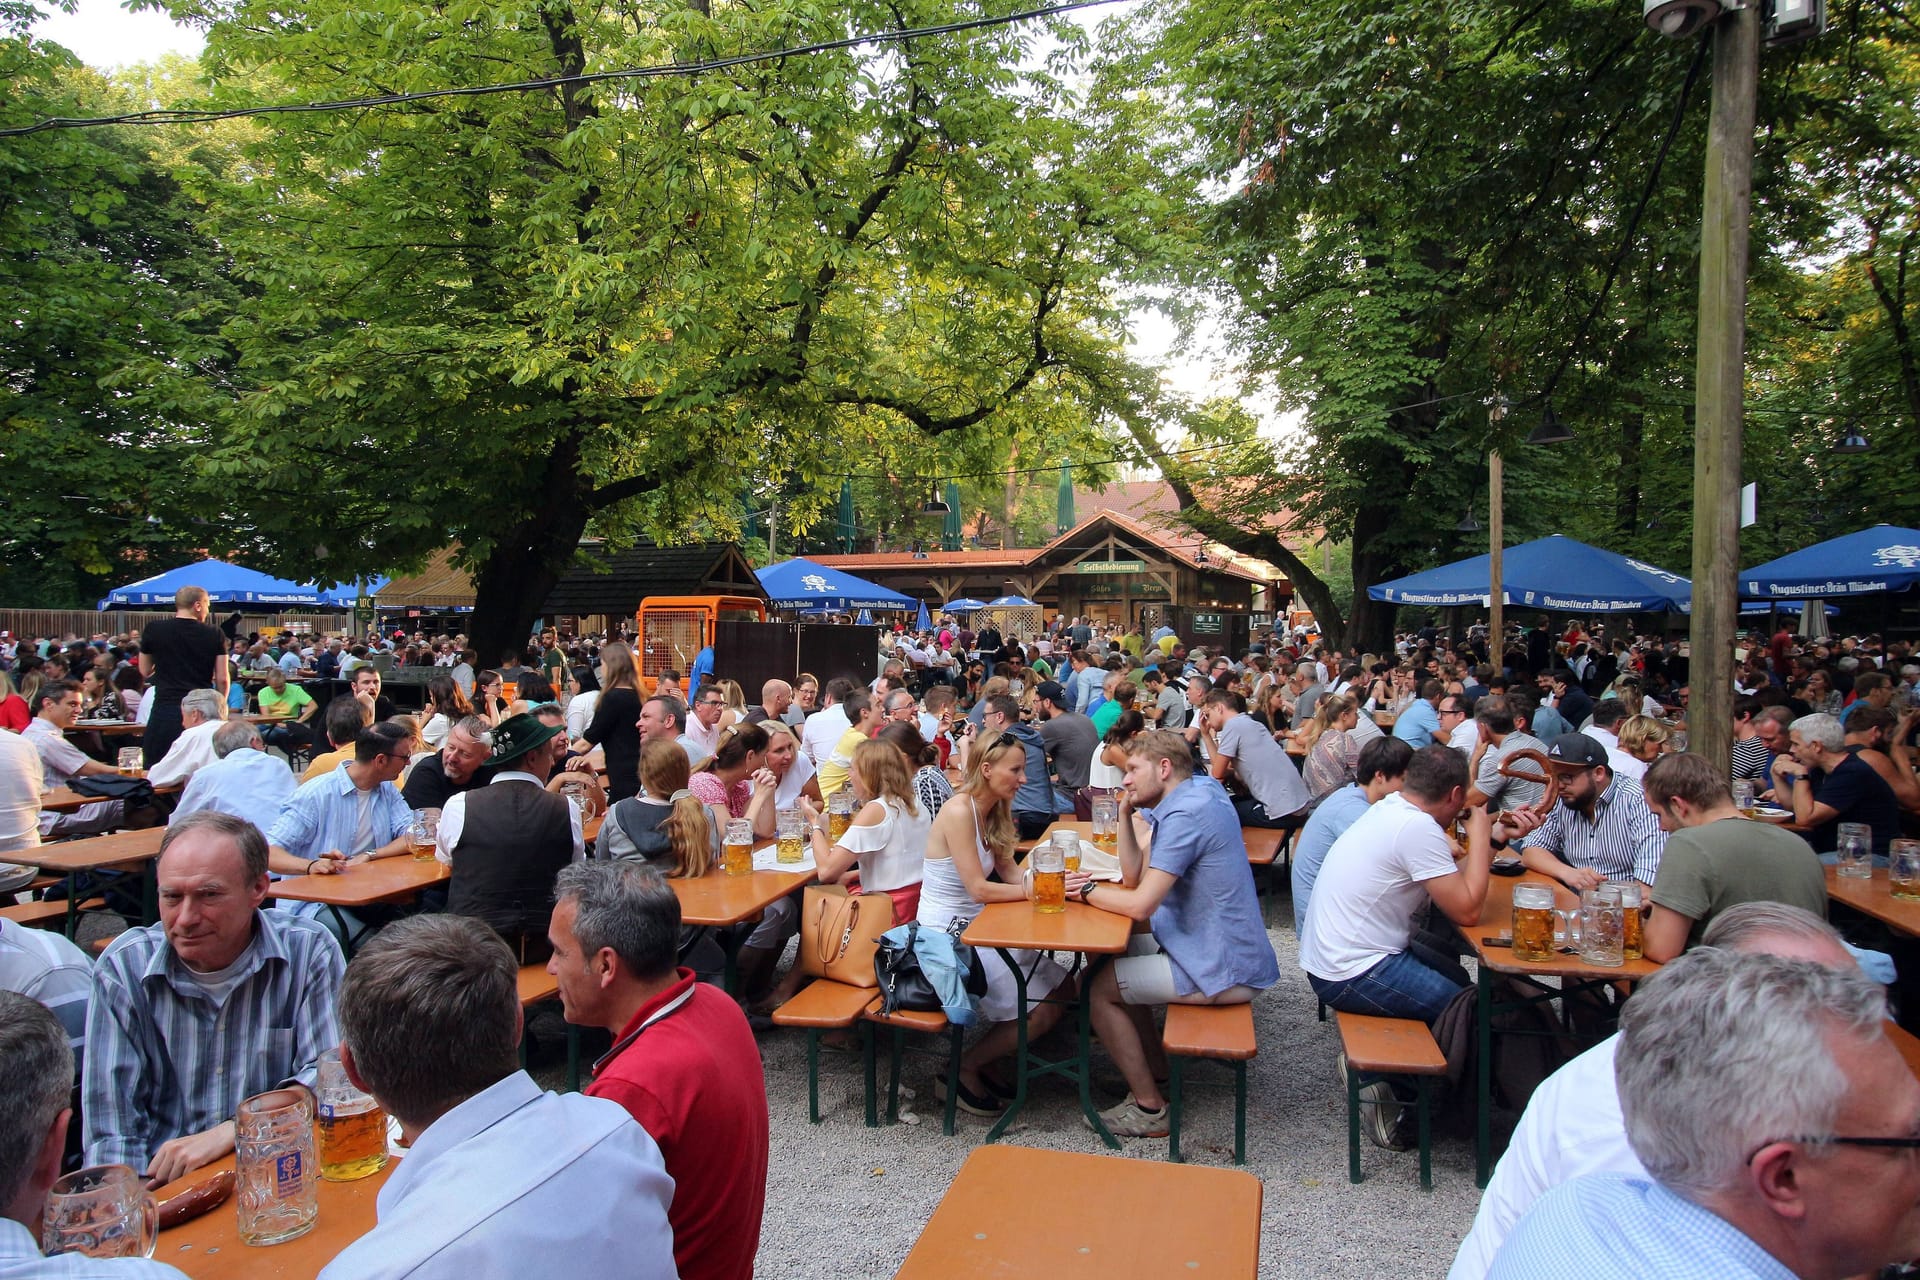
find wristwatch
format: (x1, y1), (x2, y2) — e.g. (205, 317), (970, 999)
(1078, 880), (1096, 902)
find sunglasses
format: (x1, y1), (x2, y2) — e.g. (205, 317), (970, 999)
(1748, 1134), (1920, 1162)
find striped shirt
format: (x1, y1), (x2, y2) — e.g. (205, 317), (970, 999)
(0, 918), (91, 1064)
(82, 910), (344, 1169)
(1524, 775), (1667, 885)
(1487, 1173), (1795, 1280)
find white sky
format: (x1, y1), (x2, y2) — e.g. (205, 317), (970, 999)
(32, 0), (1288, 445)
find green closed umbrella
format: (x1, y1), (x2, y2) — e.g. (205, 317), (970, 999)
(1057, 463), (1075, 535)
(836, 479), (856, 554)
(942, 482), (962, 551)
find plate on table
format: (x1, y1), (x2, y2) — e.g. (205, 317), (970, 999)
(1752, 805), (1792, 820)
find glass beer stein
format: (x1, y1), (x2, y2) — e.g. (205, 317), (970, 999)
(1510, 883), (1557, 962)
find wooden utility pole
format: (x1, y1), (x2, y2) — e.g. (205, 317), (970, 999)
(1688, 5), (1759, 774)
(1488, 450), (1505, 655)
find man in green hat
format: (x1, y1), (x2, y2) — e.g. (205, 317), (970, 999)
(437, 712), (583, 963)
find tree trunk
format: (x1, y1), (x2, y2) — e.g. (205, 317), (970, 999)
(466, 512), (590, 664)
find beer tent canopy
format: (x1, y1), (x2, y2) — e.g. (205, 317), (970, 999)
(1366, 535), (1692, 613)
(1739, 526), (1920, 600)
(100, 559), (321, 609)
(755, 558), (917, 612)
(314, 577), (392, 607)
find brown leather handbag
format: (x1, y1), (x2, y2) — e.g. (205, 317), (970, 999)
(800, 885), (892, 987)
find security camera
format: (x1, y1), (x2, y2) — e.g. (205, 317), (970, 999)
(1643, 0), (1723, 36)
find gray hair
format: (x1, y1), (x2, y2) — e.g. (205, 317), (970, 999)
(449, 715), (494, 747)
(1789, 712), (1845, 753)
(338, 915), (519, 1130)
(0, 991), (73, 1210)
(1616, 948), (1887, 1200)
(554, 861), (680, 981)
(181, 688), (226, 721)
(1700, 901), (1845, 952)
(212, 718), (264, 758)
(161, 810), (269, 881)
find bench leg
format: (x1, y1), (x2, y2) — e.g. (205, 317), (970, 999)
(863, 1023), (878, 1128)
(885, 1027), (906, 1124)
(806, 1029), (821, 1124)
(943, 1026), (963, 1137)
(1167, 1056), (1185, 1163)
(1234, 1060), (1247, 1166)
(1417, 1075), (1433, 1191)
(1347, 1064), (1363, 1184)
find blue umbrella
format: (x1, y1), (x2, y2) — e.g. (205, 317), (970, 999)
(856, 609), (874, 626)
(943, 597), (989, 613)
(1367, 535), (1691, 613)
(1740, 525), (1920, 600)
(915, 600), (932, 630)
(313, 576), (392, 607)
(756, 558), (917, 611)
(986, 594), (1037, 608)
(99, 558), (322, 609)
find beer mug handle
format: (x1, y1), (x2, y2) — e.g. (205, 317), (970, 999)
(136, 1189), (159, 1259)
(1558, 908), (1581, 950)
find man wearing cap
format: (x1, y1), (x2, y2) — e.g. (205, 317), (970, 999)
(1034, 680), (1098, 817)
(1510, 733), (1667, 892)
(437, 712), (583, 963)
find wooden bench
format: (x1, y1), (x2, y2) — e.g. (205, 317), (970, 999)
(772, 978), (880, 1126)
(1242, 827), (1289, 868)
(862, 1002), (963, 1134)
(1336, 1011), (1447, 1189)
(2, 898), (106, 930)
(515, 963), (580, 1091)
(1163, 1002), (1257, 1165)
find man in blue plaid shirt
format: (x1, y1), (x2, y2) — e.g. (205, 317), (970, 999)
(83, 812), (344, 1188)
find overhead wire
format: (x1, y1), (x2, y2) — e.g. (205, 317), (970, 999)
(0, 0), (1131, 137)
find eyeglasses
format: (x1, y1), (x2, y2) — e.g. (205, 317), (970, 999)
(1748, 1134), (1920, 1163)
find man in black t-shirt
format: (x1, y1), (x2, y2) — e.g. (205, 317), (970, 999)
(402, 717), (497, 809)
(138, 585), (229, 766)
(1776, 711), (1901, 857)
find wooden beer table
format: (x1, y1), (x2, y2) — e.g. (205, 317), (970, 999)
(670, 862), (816, 993)
(40, 781), (183, 815)
(154, 1155), (388, 1279)
(895, 1144), (1262, 1279)
(2, 827), (168, 933)
(1824, 863), (1920, 936)
(1467, 870), (1662, 1186)
(961, 899), (1132, 1148)
(271, 857), (451, 955)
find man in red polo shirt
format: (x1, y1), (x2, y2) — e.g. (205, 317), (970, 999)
(547, 861), (769, 1280)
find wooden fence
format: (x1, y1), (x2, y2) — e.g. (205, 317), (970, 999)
(0, 610), (343, 639)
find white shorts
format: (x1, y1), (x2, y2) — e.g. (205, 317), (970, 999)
(1113, 935), (1257, 1007)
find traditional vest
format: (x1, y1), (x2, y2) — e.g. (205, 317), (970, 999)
(446, 780), (573, 944)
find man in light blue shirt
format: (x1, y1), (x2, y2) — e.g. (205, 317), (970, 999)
(1488, 947), (1920, 1280)
(172, 720), (296, 835)
(319, 915), (675, 1280)
(1, 992), (190, 1278)
(1068, 730), (1279, 1139)
(265, 723), (414, 870)
(1291, 736), (1412, 932)
(1392, 678), (1445, 748)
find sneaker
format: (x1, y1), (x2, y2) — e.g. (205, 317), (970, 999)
(933, 1075), (1006, 1118)
(1091, 1096), (1170, 1139)
(1358, 1081), (1410, 1150)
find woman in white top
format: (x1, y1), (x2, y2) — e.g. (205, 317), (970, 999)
(758, 722), (821, 838)
(917, 732), (1070, 1117)
(1089, 707), (1143, 795)
(800, 739), (929, 924)
(419, 674), (474, 749)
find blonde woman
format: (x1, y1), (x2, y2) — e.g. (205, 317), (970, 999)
(918, 731), (1071, 1117)
(1618, 714), (1673, 765)
(1299, 694), (1362, 804)
(602, 738), (718, 874)
(760, 720), (821, 834)
(800, 738), (929, 924)
(714, 677), (749, 733)
(0, 670), (26, 733)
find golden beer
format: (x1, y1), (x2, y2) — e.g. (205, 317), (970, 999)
(317, 1100), (388, 1181)
(1621, 903), (1644, 960)
(1893, 876), (1920, 902)
(411, 834), (436, 863)
(1091, 829), (1118, 853)
(776, 833), (804, 864)
(1511, 906), (1556, 963)
(722, 839), (753, 876)
(827, 811), (851, 842)
(1032, 869), (1066, 914)
(1063, 847), (1081, 873)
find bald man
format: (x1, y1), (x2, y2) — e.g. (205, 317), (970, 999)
(743, 680), (793, 727)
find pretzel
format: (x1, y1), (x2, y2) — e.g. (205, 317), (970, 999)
(1497, 747), (1561, 813)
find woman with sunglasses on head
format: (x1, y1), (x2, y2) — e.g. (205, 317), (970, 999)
(917, 729), (1072, 1118)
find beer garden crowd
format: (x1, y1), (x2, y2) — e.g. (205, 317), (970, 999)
(4, 588), (1920, 1278)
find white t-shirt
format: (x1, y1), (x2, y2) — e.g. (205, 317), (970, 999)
(1583, 727), (1646, 781)
(774, 753), (817, 810)
(1448, 1036), (1641, 1280)
(1449, 718), (1481, 755)
(1299, 791), (1459, 982)
(834, 795), (931, 893)
(0, 730), (44, 854)
(801, 704), (849, 766)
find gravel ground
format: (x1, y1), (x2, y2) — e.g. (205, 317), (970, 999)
(80, 891), (1485, 1278)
